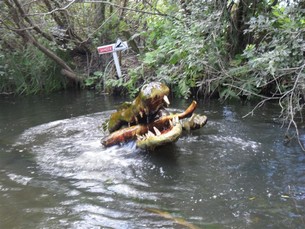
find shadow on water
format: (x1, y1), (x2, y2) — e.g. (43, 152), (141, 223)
(0, 92), (305, 228)
(144, 144), (180, 165)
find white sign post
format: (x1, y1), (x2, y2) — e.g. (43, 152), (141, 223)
(97, 39), (128, 78)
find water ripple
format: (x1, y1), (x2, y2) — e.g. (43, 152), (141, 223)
(9, 109), (305, 229)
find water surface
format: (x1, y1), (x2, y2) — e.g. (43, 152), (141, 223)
(0, 91), (304, 228)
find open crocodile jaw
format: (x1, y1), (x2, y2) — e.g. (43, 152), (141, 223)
(135, 113), (208, 150)
(101, 100), (202, 148)
(136, 117), (182, 150)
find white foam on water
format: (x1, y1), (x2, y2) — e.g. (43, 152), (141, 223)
(7, 173), (32, 186)
(209, 135), (260, 151)
(15, 113), (145, 184)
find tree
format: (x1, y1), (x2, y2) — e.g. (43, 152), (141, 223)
(2, 0), (84, 82)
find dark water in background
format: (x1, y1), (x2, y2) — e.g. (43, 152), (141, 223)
(0, 90), (304, 229)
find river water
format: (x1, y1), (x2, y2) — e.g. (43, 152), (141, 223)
(0, 90), (304, 229)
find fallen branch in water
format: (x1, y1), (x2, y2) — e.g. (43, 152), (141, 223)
(147, 208), (200, 229)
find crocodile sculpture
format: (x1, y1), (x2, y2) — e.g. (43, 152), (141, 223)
(101, 82), (207, 150)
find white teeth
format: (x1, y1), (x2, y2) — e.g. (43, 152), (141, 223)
(169, 120), (173, 126)
(136, 134), (143, 140)
(147, 130), (155, 137)
(170, 116), (179, 126)
(137, 134), (147, 141)
(164, 117), (182, 127)
(189, 113), (195, 122)
(174, 116), (179, 124)
(153, 126), (161, 136)
(163, 95), (170, 105)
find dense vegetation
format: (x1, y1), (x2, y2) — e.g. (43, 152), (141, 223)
(0, 0), (304, 146)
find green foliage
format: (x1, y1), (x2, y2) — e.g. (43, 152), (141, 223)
(236, 5), (304, 96)
(210, 4), (304, 103)
(105, 65), (144, 98)
(0, 45), (66, 95)
(84, 71), (104, 89)
(0, 0), (304, 148)
(128, 2), (228, 98)
(1, 0), (304, 131)
(240, 4), (305, 132)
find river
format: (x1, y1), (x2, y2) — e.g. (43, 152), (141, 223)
(0, 90), (304, 228)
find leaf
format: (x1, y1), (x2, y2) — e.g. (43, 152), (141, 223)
(93, 71), (104, 77)
(84, 78), (95, 86)
(143, 52), (157, 65)
(220, 87), (238, 100)
(169, 52), (179, 65)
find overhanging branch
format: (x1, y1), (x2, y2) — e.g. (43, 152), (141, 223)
(26, 0), (178, 20)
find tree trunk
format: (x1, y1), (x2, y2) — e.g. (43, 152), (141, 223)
(225, 0), (257, 56)
(3, 0), (81, 82)
(11, 0), (53, 41)
(21, 31), (81, 82)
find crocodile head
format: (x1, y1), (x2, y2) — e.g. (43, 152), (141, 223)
(102, 81), (208, 149)
(108, 82), (170, 133)
(135, 82), (170, 116)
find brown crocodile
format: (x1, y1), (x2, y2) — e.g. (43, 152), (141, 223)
(101, 82), (207, 150)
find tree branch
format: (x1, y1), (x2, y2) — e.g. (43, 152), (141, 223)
(26, 0), (178, 19)
(11, 0), (53, 41)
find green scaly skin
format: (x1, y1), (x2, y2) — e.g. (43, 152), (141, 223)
(102, 82), (208, 150)
(107, 82), (170, 133)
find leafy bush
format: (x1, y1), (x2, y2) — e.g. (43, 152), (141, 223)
(223, 4), (305, 146)
(236, 5), (305, 106)
(120, 2), (229, 99)
(0, 45), (66, 95)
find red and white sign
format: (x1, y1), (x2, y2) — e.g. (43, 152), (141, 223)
(97, 45), (114, 54)
(97, 39), (128, 77)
